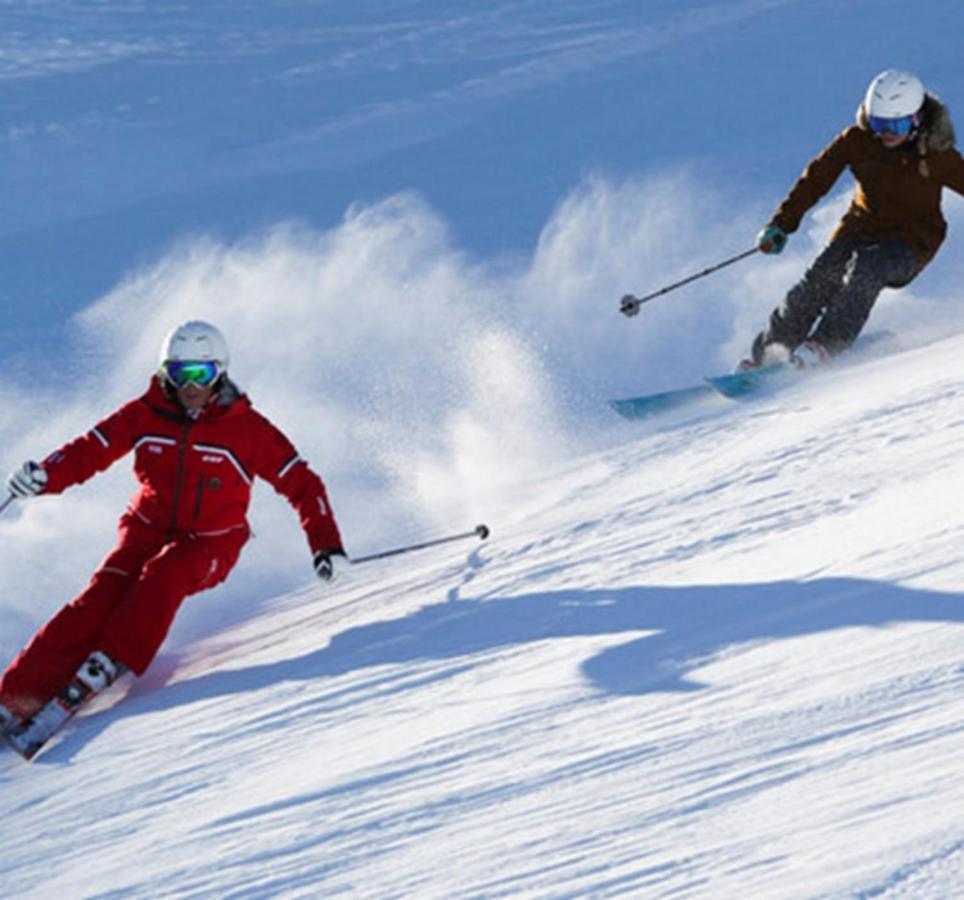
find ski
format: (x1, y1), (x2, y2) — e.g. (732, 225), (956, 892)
(3, 651), (123, 761)
(0, 703), (21, 738)
(611, 332), (896, 420)
(610, 381), (719, 419)
(703, 362), (802, 398)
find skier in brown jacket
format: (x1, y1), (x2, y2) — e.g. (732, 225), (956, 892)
(745, 69), (964, 368)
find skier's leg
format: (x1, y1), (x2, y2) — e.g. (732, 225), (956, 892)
(751, 239), (855, 364)
(95, 528), (249, 676)
(811, 241), (918, 353)
(0, 514), (163, 719)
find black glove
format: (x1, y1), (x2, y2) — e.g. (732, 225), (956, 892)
(313, 549), (345, 582)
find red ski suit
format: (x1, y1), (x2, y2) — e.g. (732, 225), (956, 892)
(0, 379), (343, 719)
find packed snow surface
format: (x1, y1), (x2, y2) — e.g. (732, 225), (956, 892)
(3, 332), (964, 898)
(2, 5), (963, 894)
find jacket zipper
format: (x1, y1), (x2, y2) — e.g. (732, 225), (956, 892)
(167, 419), (194, 541)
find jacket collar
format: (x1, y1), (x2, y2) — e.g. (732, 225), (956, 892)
(144, 376), (250, 423)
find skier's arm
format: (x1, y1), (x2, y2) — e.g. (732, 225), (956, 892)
(770, 128), (857, 234)
(41, 399), (143, 494)
(935, 148), (964, 197)
(253, 415), (344, 557)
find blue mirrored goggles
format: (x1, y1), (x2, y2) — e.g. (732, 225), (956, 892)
(162, 359), (222, 388)
(868, 113), (918, 136)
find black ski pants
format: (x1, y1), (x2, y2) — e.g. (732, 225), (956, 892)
(752, 237), (918, 362)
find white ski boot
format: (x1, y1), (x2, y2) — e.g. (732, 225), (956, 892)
(5, 650), (126, 760)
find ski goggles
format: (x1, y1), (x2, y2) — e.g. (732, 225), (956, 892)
(162, 359), (222, 388)
(868, 113), (918, 136)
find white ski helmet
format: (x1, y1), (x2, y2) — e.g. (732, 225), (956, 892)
(159, 320), (230, 369)
(864, 69), (925, 119)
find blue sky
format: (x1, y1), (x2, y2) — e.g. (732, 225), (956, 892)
(2, 0), (961, 357)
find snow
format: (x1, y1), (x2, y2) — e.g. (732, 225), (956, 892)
(3, 332), (964, 897)
(2, 1), (964, 896)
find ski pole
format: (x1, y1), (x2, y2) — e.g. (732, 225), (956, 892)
(348, 523), (490, 565)
(619, 247), (758, 317)
(0, 494), (14, 516)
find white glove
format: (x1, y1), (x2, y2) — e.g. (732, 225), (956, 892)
(7, 461), (48, 499)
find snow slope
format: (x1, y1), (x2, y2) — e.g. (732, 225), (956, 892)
(3, 331), (964, 898)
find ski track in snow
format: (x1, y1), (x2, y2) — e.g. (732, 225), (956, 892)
(2, 333), (964, 897)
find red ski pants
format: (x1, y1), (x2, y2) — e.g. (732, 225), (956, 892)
(0, 512), (248, 719)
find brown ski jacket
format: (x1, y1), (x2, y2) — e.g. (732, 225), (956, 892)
(771, 94), (964, 280)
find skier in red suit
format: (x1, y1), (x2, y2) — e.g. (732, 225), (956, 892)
(0, 321), (344, 732)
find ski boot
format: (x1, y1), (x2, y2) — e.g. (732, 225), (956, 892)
(736, 341), (793, 373)
(5, 651), (126, 760)
(790, 339), (830, 369)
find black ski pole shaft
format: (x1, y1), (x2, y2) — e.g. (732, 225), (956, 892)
(0, 494), (14, 516)
(620, 247), (758, 317)
(348, 524), (490, 565)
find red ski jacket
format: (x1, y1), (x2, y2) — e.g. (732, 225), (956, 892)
(40, 379), (343, 554)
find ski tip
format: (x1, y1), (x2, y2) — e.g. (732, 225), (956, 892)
(475, 524), (490, 540)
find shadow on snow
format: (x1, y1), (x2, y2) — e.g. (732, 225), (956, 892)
(43, 574), (964, 762)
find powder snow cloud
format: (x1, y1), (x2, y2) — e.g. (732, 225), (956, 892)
(1, 174), (961, 656)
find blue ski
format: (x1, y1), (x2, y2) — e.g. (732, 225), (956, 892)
(609, 364), (791, 419)
(609, 382), (718, 419)
(703, 363), (800, 398)
(611, 332), (896, 420)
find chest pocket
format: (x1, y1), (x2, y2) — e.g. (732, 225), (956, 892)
(133, 436), (178, 480)
(193, 468), (223, 517)
(190, 444), (252, 516)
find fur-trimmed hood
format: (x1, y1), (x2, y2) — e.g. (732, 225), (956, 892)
(857, 92), (957, 157)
